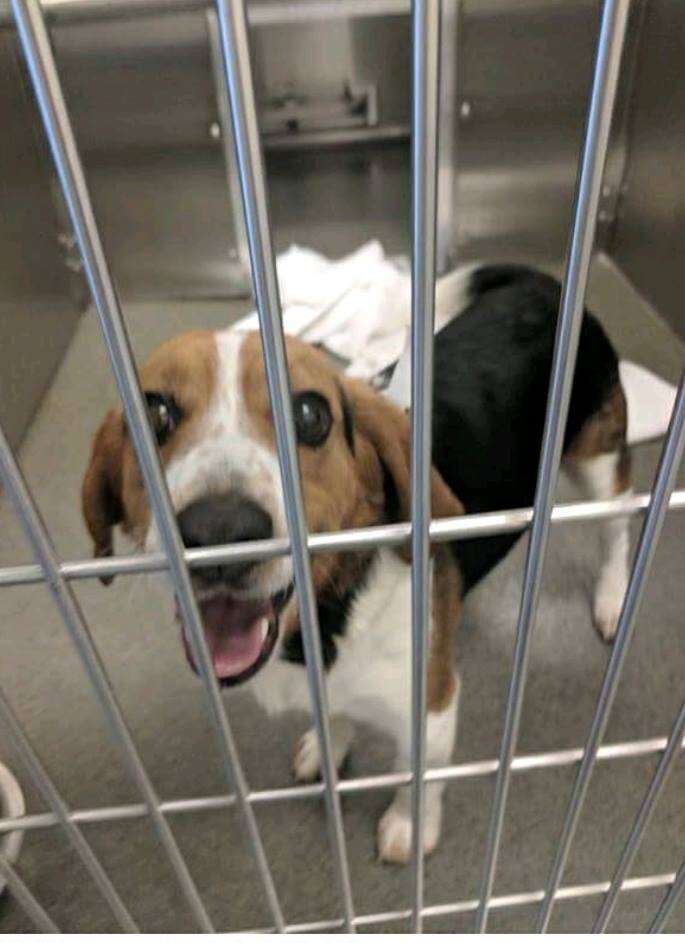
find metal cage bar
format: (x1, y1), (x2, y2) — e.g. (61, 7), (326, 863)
(11, 0), (284, 931)
(0, 686), (138, 932)
(190, 870), (685, 932)
(594, 699), (685, 932)
(238, 870), (681, 932)
(0, 855), (59, 933)
(475, 0), (631, 930)
(408, 0), (441, 929)
(212, 0), (356, 929)
(0, 733), (682, 836)
(0, 421), (213, 932)
(537, 372), (685, 933)
(650, 858), (685, 933)
(1, 490), (684, 590)
(205, 7), (250, 276)
(0, 0), (681, 934)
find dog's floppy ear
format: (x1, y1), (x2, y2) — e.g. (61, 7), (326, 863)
(344, 378), (463, 553)
(81, 408), (125, 584)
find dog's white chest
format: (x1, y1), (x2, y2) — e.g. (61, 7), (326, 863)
(247, 550), (420, 734)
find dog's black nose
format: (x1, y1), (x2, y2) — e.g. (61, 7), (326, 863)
(177, 492), (273, 587)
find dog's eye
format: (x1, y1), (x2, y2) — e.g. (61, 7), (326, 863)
(293, 391), (332, 447)
(145, 392), (182, 447)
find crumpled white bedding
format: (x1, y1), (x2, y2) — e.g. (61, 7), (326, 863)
(234, 241), (677, 446)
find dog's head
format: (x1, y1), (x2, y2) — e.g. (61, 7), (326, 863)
(82, 329), (462, 685)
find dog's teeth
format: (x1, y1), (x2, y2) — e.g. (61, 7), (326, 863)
(260, 618), (269, 642)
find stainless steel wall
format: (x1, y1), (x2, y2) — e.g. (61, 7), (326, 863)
(4, 0), (645, 307)
(37, 8), (413, 299)
(443, 0), (651, 268)
(3, 0), (683, 447)
(611, 0), (685, 337)
(0, 29), (81, 449)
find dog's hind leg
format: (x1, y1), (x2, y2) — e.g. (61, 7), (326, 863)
(564, 383), (632, 643)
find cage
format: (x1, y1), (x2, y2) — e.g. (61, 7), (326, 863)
(0, 0), (683, 933)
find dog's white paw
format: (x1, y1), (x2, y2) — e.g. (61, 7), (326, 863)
(593, 567), (627, 642)
(293, 720), (353, 783)
(293, 729), (322, 782)
(377, 800), (442, 865)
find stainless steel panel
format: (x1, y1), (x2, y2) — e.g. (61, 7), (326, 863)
(47, 11), (249, 298)
(51, 12), (214, 153)
(32, 7), (411, 299)
(611, 0), (685, 338)
(4, 0), (647, 303)
(0, 30), (79, 448)
(249, 12), (411, 129)
(445, 0), (640, 265)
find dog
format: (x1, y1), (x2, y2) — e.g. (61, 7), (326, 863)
(81, 264), (631, 864)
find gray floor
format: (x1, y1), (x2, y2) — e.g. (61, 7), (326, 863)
(0, 254), (684, 933)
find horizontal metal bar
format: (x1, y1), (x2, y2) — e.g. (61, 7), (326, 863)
(2, 489), (683, 589)
(0, 0), (411, 27)
(253, 871), (678, 933)
(263, 124), (410, 151)
(1, 734), (680, 836)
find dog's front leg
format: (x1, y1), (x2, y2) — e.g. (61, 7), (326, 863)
(292, 715), (355, 782)
(377, 675), (460, 865)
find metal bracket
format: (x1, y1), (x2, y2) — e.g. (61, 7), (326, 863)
(259, 80), (378, 137)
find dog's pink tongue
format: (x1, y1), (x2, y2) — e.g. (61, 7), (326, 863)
(200, 596), (269, 679)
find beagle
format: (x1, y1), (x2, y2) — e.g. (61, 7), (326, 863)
(82, 265), (631, 864)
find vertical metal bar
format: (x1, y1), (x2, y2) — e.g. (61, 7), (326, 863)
(594, 699), (685, 932)
(474, 1), (630, 931)
(650, 858), (685, 933)
(0, 855), (59, 933)
(212, 0), (356, 930)
(0, 423), (213, 933)
(206, 7), (251, 278)
(537, 373), (685, 933)
(10, 1), (284, 931)
(0, 687), (138, 932)
(435, 0), (460, 275)
(409, 0), (441, 932)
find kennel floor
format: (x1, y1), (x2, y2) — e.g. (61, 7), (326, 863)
(0, 254), (684, 933)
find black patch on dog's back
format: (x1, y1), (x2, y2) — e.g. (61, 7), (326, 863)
(430, 265), (620, 592)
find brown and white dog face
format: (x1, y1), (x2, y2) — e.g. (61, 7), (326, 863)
(82, 328), (462, 686)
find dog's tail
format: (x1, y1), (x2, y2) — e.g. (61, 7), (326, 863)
(382, 262), (554, 408)
(434, 261), (482, 328)
(436, 262), (543, 327)
(384, 261), (485, 405)
(439, 263), (679, 448)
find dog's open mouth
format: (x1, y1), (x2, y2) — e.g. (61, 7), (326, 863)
(178, 585), (291, 687)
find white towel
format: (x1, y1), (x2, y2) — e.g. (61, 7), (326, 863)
(234, 242), (676, 445)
